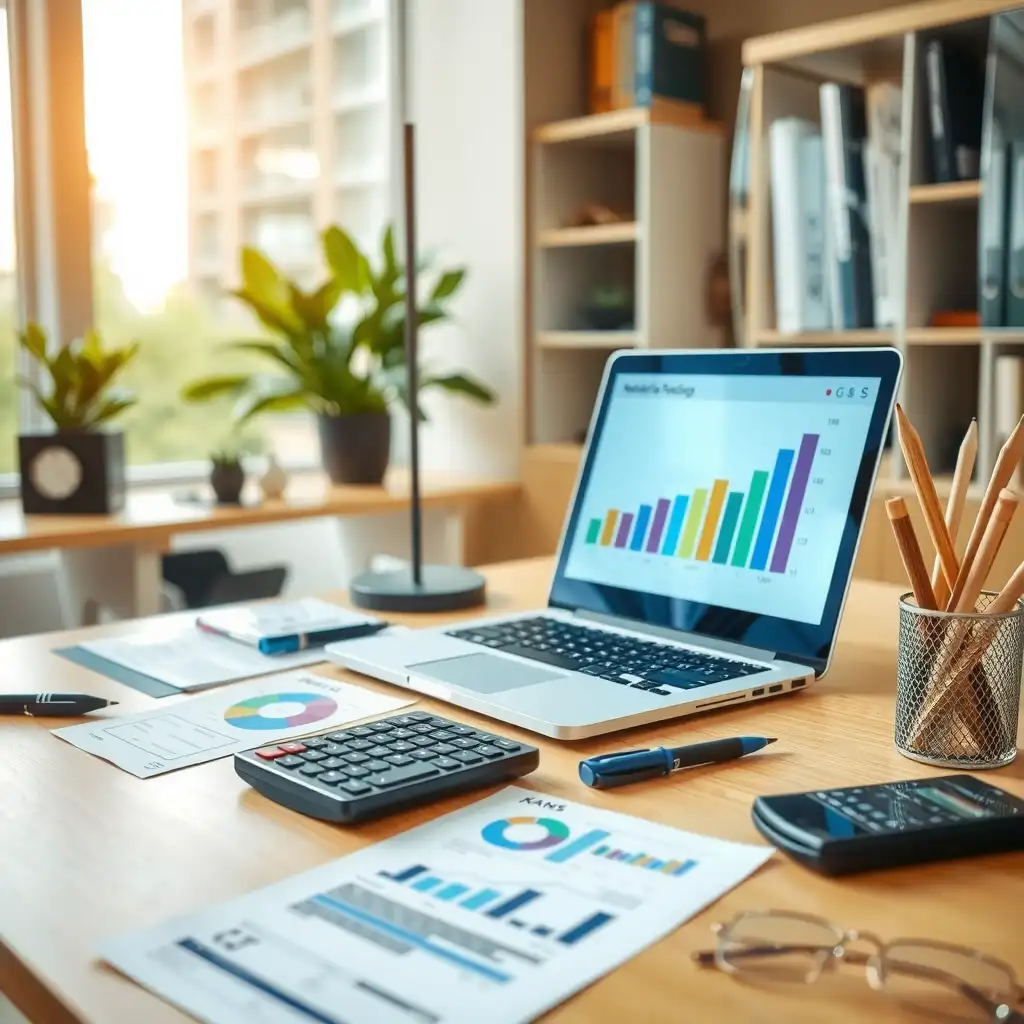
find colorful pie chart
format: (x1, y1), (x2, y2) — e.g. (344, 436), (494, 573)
(223, 692), (338, 730)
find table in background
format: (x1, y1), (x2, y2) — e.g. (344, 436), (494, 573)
(0, 556), (1021, 1023)
(0, 472), (519, 623)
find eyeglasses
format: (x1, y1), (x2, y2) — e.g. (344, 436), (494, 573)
(692, 910), (1024, 1023)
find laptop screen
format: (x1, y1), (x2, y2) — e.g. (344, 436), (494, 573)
(549, 349), (902, 676)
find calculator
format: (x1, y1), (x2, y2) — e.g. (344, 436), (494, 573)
(753, 774), (1024, 876)
(235, 711), (540, 823)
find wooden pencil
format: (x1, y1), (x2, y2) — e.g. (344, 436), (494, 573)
(894, 404), (959, 591)
(989, 555), (1024, 614)
(931, 419), (977, 608)
(885, 497), (937, 610)
(946, 413), (1024, 611)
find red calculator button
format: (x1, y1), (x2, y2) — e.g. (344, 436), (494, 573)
(255, 747), (286, 760)
(279, 742), (307, 754)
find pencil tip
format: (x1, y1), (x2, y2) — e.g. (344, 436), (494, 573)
(765, 738), (777, 744)
(108, 701), (119, 706)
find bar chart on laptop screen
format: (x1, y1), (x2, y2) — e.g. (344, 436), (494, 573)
(564, 374), (879, 625)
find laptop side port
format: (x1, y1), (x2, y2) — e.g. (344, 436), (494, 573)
(751, 687), (765, 697)
(768, 684), (784, 694)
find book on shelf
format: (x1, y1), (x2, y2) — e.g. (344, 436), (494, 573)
(981, 119), (1010, 327)
(612, 2), (705, 113)
(589, 10), (615, 114)
(863, 83), (902, 329)
(769, 118), (830, 334)
(1008, 140), (1024, 327)
(820, 82), (875, 330)
(923, 39), (984, 184)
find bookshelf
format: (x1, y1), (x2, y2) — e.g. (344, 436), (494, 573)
(731, 0), (1024, 501)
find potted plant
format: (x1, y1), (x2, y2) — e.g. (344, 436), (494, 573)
(209, 449), (245, 505)
(16, 322), (138, 514)
(181, 225), (495, 485)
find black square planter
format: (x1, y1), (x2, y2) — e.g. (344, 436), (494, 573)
(18, 431), (126, 515)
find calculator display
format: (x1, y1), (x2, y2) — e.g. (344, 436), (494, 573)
(918, 786), (987, 819)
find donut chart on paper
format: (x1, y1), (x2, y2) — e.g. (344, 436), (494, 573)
(223, 692), (338, 730)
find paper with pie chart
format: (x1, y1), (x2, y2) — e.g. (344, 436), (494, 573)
(52, 671), (413, 778)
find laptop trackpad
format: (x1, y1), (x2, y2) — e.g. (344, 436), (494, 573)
(409, 653), (566, 694)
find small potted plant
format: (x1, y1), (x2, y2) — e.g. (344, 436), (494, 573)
(16, 322), (138, 514)
(181, 225), (495, 485)
(209, 448), (245, 505)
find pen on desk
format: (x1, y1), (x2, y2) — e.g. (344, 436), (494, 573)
(578, 736), (776, 789)
(0, 694), (119, 717)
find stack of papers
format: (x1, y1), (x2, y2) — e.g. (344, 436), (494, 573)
(102, 786), (772, 1023)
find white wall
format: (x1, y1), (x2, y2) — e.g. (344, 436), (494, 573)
(410, 0), (524, 481)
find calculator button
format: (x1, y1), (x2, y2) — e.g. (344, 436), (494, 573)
(255, 747), (286, 760)
(366, 745), (392, 758)
(390, 716), (419, 727)
(389, 741), (417, 754)
(447, 725), (475, 736)
(856, 802), (873, 812)
(320, 743), (347, 756)
(928, 815), (946, 824)
(327, 732), (354, 743)
(407, 712), (434, 722)
(410, 724), (436, 735)
(367, 763), (440, 788)
(343, 752), (369, 764)
(432, 757), (461, 770)
(319, 758), (346, 770)
(410, 736), (435, 748)
(319, 771), (346, 786)
(301, 750), (328, 762)
(279, 742), (307, 754)
(347, 739), (373, 752)
(274, 755), (304, 768)
(299, 763), (326, 776)
(345, 766), (370, 778)
(451, 738), (480, 750)
(870, 811), (887, 821)
(389, 729), (416, 740)
(431, 743), (456, 756)
(385, 753), (414, 766)
(301, 738), (328, 750)
(365, 759), (390, 772)
(475, 744), (504, 759)
(366, 721), (394, 732)
(431, 730), (455, 741)
(493, 739), (521, 752)
(350, 727), (375, 737)
(411, 749), (437, 761)
(341, 780), (373, 795)
(452, 750), (483, 764)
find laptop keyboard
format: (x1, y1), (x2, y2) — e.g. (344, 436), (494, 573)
(446, 616), (766, 698)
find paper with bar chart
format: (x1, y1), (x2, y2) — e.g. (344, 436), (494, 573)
(100, 786), (771, 1024)
(565, 373), (879, 625)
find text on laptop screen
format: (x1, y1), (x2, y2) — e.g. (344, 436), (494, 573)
(562, 373), (881, 626)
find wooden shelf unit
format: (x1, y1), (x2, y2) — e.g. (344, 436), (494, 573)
(732, 0), (1024, 494)
(528, 39), (726, 447)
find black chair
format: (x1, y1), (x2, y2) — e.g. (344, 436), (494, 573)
(161, 549), (288, 610)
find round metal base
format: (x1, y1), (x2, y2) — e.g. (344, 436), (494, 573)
(349, 564), (487, 613)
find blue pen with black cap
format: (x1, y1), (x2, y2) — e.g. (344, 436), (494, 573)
(579, 736), (777, 789)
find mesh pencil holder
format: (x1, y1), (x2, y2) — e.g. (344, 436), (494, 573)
(896, 593), (1024, 769)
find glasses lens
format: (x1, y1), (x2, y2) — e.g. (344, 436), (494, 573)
(877, 941), (1016, 1023)
(720, 912), (842, 982)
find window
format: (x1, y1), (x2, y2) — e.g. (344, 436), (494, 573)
(77, 0), (391, 471)
(0, 3), (17, 476)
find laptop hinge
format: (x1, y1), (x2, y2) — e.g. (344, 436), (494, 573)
(573, 609), (777, 663)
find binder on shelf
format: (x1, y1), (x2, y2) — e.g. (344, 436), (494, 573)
(798, 132), (831, 332)
(864, 83), (902, 328)
(1007, 140), (1024, 327)
(981, 120), (1010, 328)
(589, 10), (615, 114)
(613, 2), (706, 112)
(924, 39), (984, 184)
(820, 82), (874, 330)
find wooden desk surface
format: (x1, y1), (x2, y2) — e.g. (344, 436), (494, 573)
(0, 471), (519, 556)
(0, 557), (1021, 1024)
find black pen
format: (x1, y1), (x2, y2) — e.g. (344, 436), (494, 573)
(579, 736), (777, 789)
(0, 694), (119, 717)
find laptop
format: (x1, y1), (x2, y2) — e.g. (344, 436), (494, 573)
(328, 347), (903, 739)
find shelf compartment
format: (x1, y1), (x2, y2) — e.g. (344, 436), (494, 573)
(909, 180), (982, 204)
(534, 102), (720, 146)
(536, 331), (637, 350)
(538, 223), (638, 248)
(756, 329), (894, 346)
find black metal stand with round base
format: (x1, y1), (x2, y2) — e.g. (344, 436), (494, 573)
(350, 564), (486, 613)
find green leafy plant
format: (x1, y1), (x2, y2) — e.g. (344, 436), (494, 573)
(17, 321), (139, 431)
(181, 225), (495, 423)
(209, 449), (242, 468)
